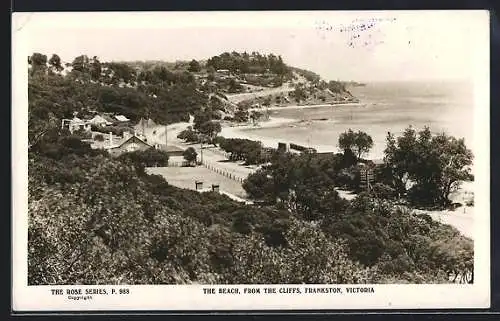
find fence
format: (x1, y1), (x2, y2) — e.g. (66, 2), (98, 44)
(201, 160), (246, 183)
(167, 160), (190, 167)
(206, 148), (231, 159)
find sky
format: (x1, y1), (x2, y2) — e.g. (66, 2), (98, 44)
(13, 11), (489, 82)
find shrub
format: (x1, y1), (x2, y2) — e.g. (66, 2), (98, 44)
(183, 147), (198, 166)
(371, 183), (398, 200)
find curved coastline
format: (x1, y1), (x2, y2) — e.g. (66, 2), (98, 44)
(221, 100), (387, 158)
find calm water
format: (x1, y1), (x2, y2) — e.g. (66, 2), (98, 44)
(242, 80), (475, 159)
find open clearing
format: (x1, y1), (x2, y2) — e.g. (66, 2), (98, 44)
(146, 166), (248, 199)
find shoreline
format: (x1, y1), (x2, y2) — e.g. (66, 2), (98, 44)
(220, 119), (388, 159)
(248, 102), (364, 112)
(166, 109), (475, 240)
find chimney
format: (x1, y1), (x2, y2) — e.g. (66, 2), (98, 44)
(109, 132), (113, 147)
(195, 181), (203, 191)
(123, 131), (131, 140)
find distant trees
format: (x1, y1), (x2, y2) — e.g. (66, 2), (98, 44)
(89, 56), (102, 81)
(218, 137), (267, 165)
(71, 55), (91, 74)
(291, 67), (321, 83)
(28, 52), (208, 127)
(177, 126), (199, 143)
(383, 126), (473, 206)
(48, 54), (63, 74)
(193, 113), (221, 146)
(327, 80), (347, 94)
(250, 111), (263, 125)
(187, 59), (201, 72)
(206, 51), (290, 76)
(29, 53), (48, 76)
(233, 108), (249, 123)
(228, 79), (243, 93)
(291, 84), (307, 103)
(200, 121), (222, 144)
(177, 111), (222, 146)
(338, 129), (374, 159)
(183, 147), (198, 166)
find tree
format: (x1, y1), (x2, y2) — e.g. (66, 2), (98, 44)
(118, 148), (170, 172)
(90, 56), (102, 81)
(188, 59), (201, 72)
(338, 129), (373, 159)
(292, 84), (307, 103)
(228, 79), (242, 93)
(30, 53), (48, 76)
(198, 121), (221, 146)
(384, 126), (473, 206)
(242, 169), (275, 202)
(71, 55), (90, 74)
(250, 111), (262, 125)
(48, 54), (63, 74)
(183, 147), (198, 166)
(234, 108), (249, 123)
(177, 128), (199, 143)
(262, 97), (271, 107)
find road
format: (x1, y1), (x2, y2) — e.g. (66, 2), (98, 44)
(415, 207), (474, 240)
(225, 83), (295, 104)
(164, 121), (258, 181)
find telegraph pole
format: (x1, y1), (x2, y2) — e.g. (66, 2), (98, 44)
(200, 137), (204, 164)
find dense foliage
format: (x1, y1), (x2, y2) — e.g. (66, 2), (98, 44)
(382, 126), (474, 207)
(183, 147), (198, 166)
(28, 52), (208, 142)
(29, 131), (474, 286)
(117, 148), (170, 172)
(242, 149), (473, 283)
(206, 51), (290, 76)
(216, 137), (272, 165)
(176, 109), (223, 147)
(338, 129), (374, 159)
(29, 134), (372, 284)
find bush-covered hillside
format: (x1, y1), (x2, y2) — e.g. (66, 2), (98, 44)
(29, 130), (473, 285)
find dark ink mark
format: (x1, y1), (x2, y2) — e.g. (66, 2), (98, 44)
(315, 16), (396, 49)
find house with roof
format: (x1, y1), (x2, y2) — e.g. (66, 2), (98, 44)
(108, 135), (153, 157)
(89, 115), (113, 127)
(114, 115), (130, 123)
(134, 118), (167, 145)
(62, 116), (91, 133)
(101, 114), (117, 125)
(161, 145), (185, 157)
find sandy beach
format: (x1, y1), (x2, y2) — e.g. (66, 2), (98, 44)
(248, 102), (364, 112)
(220, 114), (369, 156)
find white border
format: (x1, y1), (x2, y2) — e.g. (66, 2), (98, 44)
(12, 11), (490, 311)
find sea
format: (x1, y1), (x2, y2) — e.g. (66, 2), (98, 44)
(241, 80), (475, 160)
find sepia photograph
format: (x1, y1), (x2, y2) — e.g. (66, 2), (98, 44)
(12, 10), (490, 311)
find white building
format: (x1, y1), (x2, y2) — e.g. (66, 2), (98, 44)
(89, 115), (113, 127)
